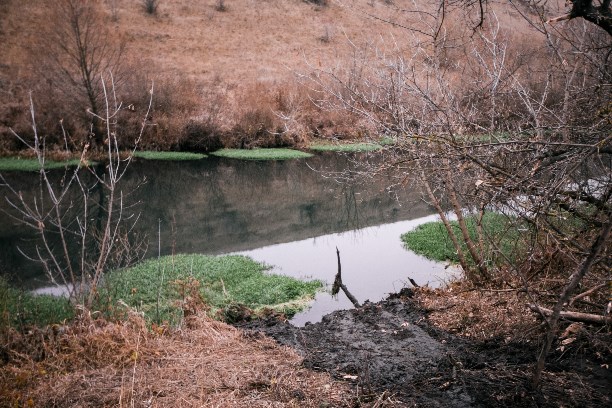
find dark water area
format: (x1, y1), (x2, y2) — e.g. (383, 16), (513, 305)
(0, 152), (454, 322)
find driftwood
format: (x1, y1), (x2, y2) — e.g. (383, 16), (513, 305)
(332, 247), (361, 308)
(528, 304), (612, 325)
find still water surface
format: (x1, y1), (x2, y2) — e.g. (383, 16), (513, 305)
(237, 215), (457, 326)
(0, 152), (455, 323)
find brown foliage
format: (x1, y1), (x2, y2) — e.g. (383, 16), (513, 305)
(0, 311), (357, 407)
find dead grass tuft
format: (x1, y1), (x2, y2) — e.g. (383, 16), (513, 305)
(1, 309), (357, 407)
(415, 280), (541, 342)
(415, 269), (611, 365)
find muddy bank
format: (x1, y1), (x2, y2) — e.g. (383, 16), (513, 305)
(239, 290), (611, 407)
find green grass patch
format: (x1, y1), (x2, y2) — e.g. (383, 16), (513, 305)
(211, 148), (313, 160)
(0, 277), (75, 328)
(401, 212), (524, 267)
(378, 136), (396, 146)
(98, 254), (322, 325)
(0, 157), (88, 172)
(309, 142), (383, 152)
(134, 151), (207, 161)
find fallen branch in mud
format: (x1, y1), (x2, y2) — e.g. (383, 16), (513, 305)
(332, 247), (361, 308)
(528, 304), (612, 325)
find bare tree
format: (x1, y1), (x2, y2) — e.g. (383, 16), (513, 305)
(0, 76), (152, 307)
(34, 0), (124, 148)
(443, 1), (612, 36)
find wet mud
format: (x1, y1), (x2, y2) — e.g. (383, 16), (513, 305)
(239, 289), (611, 407)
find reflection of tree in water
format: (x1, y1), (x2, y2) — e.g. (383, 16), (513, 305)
(1, 153), (434, 287)
(337, 183), (361, 231)
(0, 164), (147, 286)
(299, 203), (318, 226)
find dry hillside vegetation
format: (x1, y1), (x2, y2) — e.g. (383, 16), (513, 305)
(0, 0), (539, 152)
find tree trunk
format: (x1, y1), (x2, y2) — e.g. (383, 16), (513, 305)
(420, 170), (477, 282)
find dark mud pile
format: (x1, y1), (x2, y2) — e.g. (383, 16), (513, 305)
(239, 290), (611, 407)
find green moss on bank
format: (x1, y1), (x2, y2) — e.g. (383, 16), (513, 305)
(309, 142), (383, 152)
(401, 212), (522, 266)
(1, 254), (321, 329)
(0, 277), (74, 328)
(134, 151), (207, 161)
(98, 254), (322, 325)
(211, 148), (313, 160)
(0, 157), (88, 172)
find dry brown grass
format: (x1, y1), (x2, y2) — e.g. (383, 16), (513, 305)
(0, 0), (449, 148)
(0, 310), (358, 407)
(415, 281), (541, 342)
(0, 0), (545, 150)
(415, 266), (611, 353)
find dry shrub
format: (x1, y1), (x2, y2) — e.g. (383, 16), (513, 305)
(416, 217), (611, 342)
(178, 119), (223, 152)
(226, 83), (296, 149)
(0, 103), (30, 154)
(304, 105), (369, 140)
(221, 81), (372, 149)
(116, 74), (206, 151)
(146, 76), (230, 152)
(416, 239), (610, 348)
(177, 80), (227, 152)
(304, 0), (329, 7)
(0, 311), (357, 407)
(142, 0), (159, 16)
(214, 0), (227, 12)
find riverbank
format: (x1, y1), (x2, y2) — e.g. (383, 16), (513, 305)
(2, 285), (610, 407)
(241, 287), (612, 407)
(0, 143), (390, 171)
(0, 254), (322, 330)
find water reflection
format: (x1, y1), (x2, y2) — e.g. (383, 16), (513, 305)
(1, 152), (438, 293)
(238, 215), (459, 326)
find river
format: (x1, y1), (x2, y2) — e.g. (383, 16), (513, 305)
(0, 152), (455, 323)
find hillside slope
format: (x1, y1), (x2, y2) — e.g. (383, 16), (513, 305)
(0, 0), (541, 151)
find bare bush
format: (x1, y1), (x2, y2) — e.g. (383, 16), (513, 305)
(309, 5), (611, 385)
(107, 0), (119, 21)
(215, 0), (227, 12)
(179, 120), (223, 152)
(304, 0), (328, 7)
(319, 25), (333, 43)
(0, 77), (153, 307)
(30, 0), (125, 149)
(144, 76), (205, 151)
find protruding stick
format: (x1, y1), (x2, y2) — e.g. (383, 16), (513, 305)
(332, 247), (361, 308)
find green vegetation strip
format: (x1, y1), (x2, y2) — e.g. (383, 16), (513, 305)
(0, 277), (74, 328)
(309, 142), (383, 152)
(0, 157), (86, 172)
(401, 212), (524, 267)
(134, 151), (207, 161)
(211, 148), (313, 160)
(98, 254), (322, 325)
